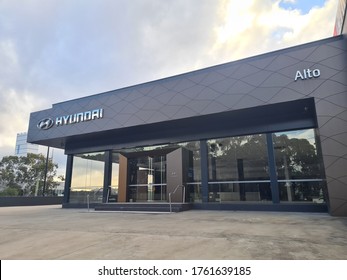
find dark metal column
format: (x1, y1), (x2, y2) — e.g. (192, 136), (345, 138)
(102, 151), (112, 203)
(200, 140), (209, 203)
(63, 154), (73, 204)
(42, 146), (50, 196)
(237, 159), (245, 201)
(266, 133), (280, 203)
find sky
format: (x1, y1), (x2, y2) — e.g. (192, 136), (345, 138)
(0, 0), (339, 177)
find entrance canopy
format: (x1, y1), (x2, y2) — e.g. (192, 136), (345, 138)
(29, 97), (317, 155)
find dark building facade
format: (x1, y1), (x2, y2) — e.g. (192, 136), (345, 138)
(28, 35), (347, 216)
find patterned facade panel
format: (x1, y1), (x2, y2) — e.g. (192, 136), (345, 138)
(312, 37), (347, 216)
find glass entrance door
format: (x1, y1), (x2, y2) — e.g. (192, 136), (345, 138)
(128, 155), (167, 202)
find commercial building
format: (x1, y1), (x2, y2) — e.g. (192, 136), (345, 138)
(334, 0), (347, 35)
(27, 25), (347, 216)
(15, 132), (39, 156)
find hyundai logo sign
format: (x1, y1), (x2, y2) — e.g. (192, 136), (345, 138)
(37, 118), (54, 130)
(37, 108), (103, 130)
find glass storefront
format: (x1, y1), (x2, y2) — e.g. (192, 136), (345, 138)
(66, 128), (327, 206)
(128, 154), (167, 202)
(273, 129), (326, 203)
(207, 134), (271, 202)
(70, 152), (105, 203)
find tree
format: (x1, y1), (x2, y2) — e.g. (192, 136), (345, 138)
(0, 153), (59, 196)
(206, 132), (324, 202)
(273, 134), (324, 201)
(273, 134), (322, 179)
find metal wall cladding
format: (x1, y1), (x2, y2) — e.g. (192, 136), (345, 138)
(28, 35), (347, 215)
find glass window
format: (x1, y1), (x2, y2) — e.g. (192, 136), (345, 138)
(273, 129), (326, 203)
(178, 141), (202, 202)
(109, 152), (120, 202)
(128, 155), (167, 202)
(207, 134), (271, 202)
(69, 152), (105, 203)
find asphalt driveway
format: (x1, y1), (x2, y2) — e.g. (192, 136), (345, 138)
(0, 205), (346, 259)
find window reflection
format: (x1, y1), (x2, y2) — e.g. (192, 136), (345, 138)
(273, 129), (326, 202)
(110, 152), (120, 202)
(178, 141), (202, 202)
(207, 134), (271, 202)
(70, 152), (105, 203)
(128, 155), (167, 202)
(66, 129), (327, 205)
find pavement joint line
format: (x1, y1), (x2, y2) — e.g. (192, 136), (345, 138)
(83, 210), (175, 214)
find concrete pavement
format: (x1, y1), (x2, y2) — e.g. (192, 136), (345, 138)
(0, 205), (346, 259)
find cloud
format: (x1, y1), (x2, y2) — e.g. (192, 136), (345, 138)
(0, 89), (45, 147)
(210, 0), (338, 62)
(275, 128), (316, 145)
